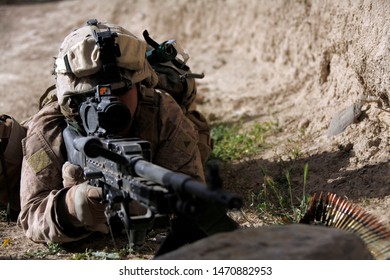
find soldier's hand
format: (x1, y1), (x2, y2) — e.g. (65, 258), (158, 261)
(63, 182), (108, 233)
(62, 161), (85, 188)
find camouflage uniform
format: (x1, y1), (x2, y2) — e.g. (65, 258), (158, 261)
(18, 87), (207, 243)
(0, 115), (26, 215)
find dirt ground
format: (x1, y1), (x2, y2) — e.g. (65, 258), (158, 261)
(0, 0), (389, 259)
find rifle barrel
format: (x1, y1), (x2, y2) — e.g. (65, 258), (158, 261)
(133, 159), (242, 210)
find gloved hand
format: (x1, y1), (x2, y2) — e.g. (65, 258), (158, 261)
(63, 182), (109, 233)
(61, 161), (108, 232)
(62, 161), (85, 188)
(60, 162), (146, 233)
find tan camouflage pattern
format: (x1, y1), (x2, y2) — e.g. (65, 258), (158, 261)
(55, 22), (158, 107)
(18, 89), (207, 243)
(0, 115), (26, 212)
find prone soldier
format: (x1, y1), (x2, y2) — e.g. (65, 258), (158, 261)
(17, 19), (238, 253)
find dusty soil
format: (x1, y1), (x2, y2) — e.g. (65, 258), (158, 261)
(0, 0), (389, 259)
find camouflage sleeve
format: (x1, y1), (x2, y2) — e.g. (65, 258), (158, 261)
(153, 91), (206, 183)
(18, 102), (91, 243)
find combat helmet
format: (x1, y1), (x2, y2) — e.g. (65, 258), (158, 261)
(53, 19), (158, 118)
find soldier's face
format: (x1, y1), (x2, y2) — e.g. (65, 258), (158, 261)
(115, 85), (138, 116)
(115, 85), (138, 135)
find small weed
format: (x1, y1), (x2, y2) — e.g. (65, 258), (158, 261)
(70, 249), (94, 260)
(211, 120), (278, 161)
(277, 127), (308, 161)
(288, 163), (310, 222)
(1, 238), (12, 247)
(253, 163), (311, 223)
(359, 197), (372, 206)
(212, 120), (311, 223)
(23, 242), (64, 259)
(286, 138), (302, 159)
(70, 246), (129, 260)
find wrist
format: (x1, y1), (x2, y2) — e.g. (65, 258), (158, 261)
(57, 187), (83, 228)
(55, 188), (89, 236)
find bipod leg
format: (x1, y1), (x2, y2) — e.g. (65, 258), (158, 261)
(154, 216), (207, 257)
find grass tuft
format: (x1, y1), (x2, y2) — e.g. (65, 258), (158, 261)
(211, 119), (311, 224)
(210, 120), (279, 161)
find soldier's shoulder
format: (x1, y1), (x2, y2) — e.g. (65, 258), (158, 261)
(25, 101), (64, 132)
(156, 89), (185, 115)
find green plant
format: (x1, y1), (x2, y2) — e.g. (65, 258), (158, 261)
(70, 245), (130, 260)
(70, 249), (94, 260)
(287, 163), (310, 222)
(23, 242), (64, 259)
(211, 120), (278, 161)
(253, 163), (311, 223)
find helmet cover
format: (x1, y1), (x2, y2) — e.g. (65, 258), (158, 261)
(54, 21), (158, 107)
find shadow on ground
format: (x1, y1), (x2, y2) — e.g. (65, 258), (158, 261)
(221, 148), (390, 207)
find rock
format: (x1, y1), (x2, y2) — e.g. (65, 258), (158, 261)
(156, 224), (373, 260)
(327, 102), (363, 137)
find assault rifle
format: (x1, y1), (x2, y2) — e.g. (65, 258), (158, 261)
(63, 124), (242, 256)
